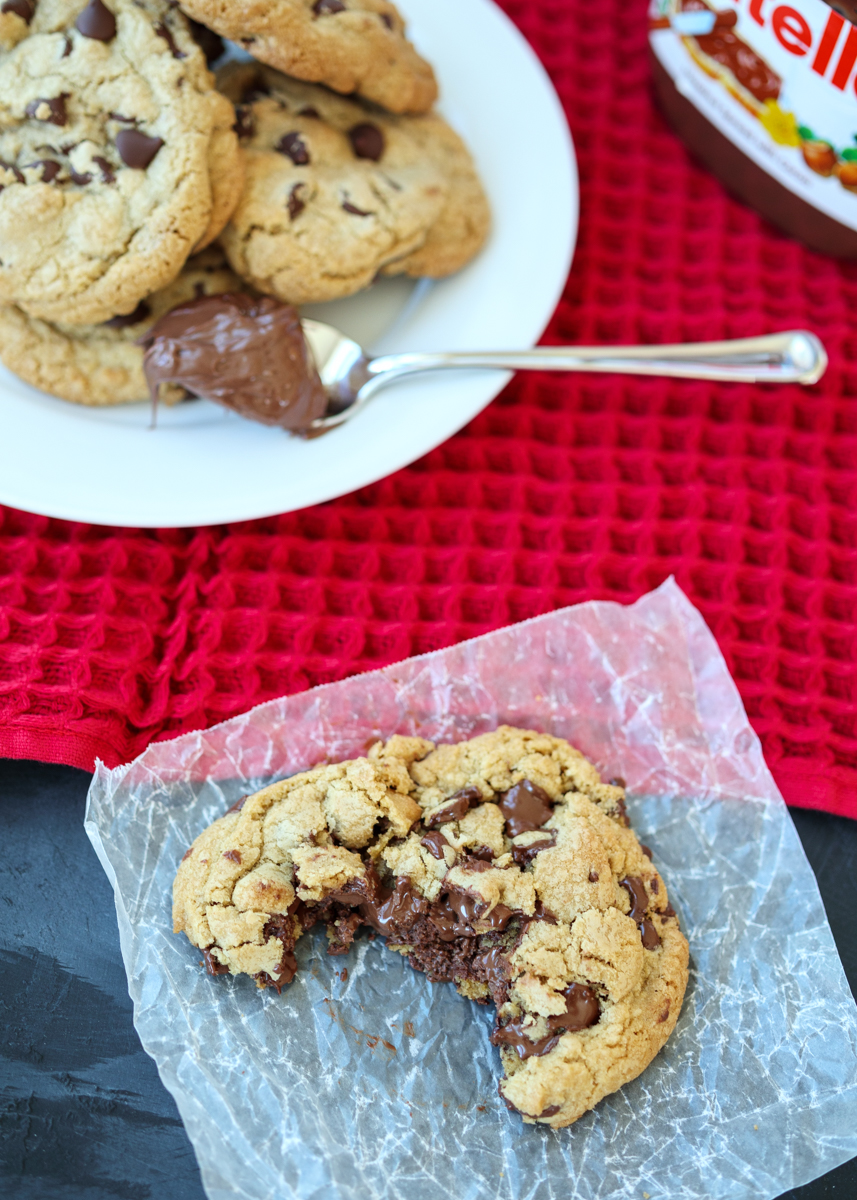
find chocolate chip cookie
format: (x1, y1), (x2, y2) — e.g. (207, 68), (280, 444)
(173, 726), (689, 1128)
(217, 64), (487, 304)
(0, 0), (242, 325)
(0, 247), (243, 404)
(177, 0), (436, 114)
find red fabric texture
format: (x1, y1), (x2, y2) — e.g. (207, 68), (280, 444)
(0, 0), (855, 817)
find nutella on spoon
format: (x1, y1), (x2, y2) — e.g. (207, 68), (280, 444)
(649, 0), (857, 256)
(140, 292), (328, 431)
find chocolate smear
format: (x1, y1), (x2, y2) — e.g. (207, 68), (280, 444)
(420, 831), (449, 860)
(75, 0), (116, 41)
(25, 95), (68, 126)
(116, 128), (163, 168)
(1, 0), (34, 21)
(492, 983), (600, 1059)
(348, 122), (384, 161)
(104, 300), (150, 328)
(276, 131), (309, 165)
(511, 831), (556, 867)
(498, 779), (553, 838)
(539, 1104), (561, 1118)
(140, 293), (328, 431)
(202, 948), (229, 975)
(619, 875), (648, 923)
(425, 786), (480, 828)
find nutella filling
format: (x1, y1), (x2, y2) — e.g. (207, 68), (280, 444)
(139, 293), (328, 431)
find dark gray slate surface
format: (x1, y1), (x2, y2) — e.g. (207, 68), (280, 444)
(0, 759), (854, 1200)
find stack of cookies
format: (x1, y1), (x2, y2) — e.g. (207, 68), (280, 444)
(0, 0), (490, 407)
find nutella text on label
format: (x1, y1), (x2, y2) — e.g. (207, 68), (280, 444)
(649, 0), (857, 233)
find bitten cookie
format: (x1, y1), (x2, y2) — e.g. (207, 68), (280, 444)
(0, 0), (242, 325)
(177, 0), (436, 115)
(0, 248), (244, 405)
(217, 64), (488, 304)
(173, 726), (689, 1129)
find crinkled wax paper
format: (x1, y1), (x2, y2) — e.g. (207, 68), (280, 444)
(84, 578), (857, 1200)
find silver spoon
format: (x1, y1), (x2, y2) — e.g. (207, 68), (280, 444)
(300, 324), (828, 433)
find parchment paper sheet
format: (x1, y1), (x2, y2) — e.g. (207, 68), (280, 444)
(85, 578), (857, 1200)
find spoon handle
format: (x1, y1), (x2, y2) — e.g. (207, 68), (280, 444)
(370, 330), (827, 387)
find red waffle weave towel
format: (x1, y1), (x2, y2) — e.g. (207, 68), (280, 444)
(0, 0), (854, 818)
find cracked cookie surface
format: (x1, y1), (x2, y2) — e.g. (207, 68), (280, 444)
(177, 0), (436, 114)
(0, 246), (243, 404)
(0, 0), (241, 324)
(217, 63), (488, 304)
(174, 726), (689, 1128)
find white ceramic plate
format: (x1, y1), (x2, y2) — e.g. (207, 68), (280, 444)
(0, 0), (577, 527)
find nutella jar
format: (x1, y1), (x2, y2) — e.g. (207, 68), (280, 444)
(649, 0), (857, 256)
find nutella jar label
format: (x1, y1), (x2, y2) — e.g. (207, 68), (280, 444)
(649, 0), (857, 231)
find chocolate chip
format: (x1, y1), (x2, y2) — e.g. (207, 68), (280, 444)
(619, 875), (648, 924)
(226, 794), (249, 814)
(425, 787), (479, 829)
(25, 158), (60, 182)
(539, 1104), (560, 1118)
(1, 0), (35, 22)
(181, 846), (193, 862)
(62, 34), (72, 55)
(609, 776), (626, 788)
(108, 111), (136, 123)
(233, 105), (254, 140)
(348, 122), (384, 161)
(154, 20), (186, 58)
(69, 169), (92, 185)
(25, 95), (69, 126)
(497, 780), (553, 838)
(313, 0), (345, 12)
(116, 129), (164, 169)
(93, 155), (115, 183)
(188, 18), (223, 64)
(75, 0), (116, 41)
(223, 849), (241, 864)
(287, 182), (306, 220)
(640, 844), (653, 860)
(640, 918), (661, 950)
(298, 106), (319, 118)
(104, 300), (151, 328)
(588, 869), (599, 882)
(276, 131), (309, 165)
(342, 199), (371, 216)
